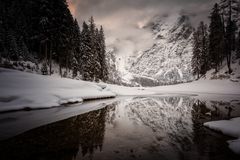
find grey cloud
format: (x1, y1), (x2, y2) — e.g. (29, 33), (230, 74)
(70, 0), (217, 17)
(68, 0), (219, 57)
(68, 0), (219, 28)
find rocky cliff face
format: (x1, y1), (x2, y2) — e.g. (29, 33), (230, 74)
(128, 14), (194, 86)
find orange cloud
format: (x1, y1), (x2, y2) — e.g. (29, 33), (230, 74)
(67, 0), (78, 17)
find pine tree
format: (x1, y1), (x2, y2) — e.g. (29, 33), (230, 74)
(17, 36), (29, 60)
(237, 31), (240, 59)
(192, 30), (201, 79)
(99, 26), (108, 82)
(220, 0), (239, 73)
(72, 57), (78, 78)
(225, 20), (237, 73)
(0, 16), (5, 59)
(69, 19), (81, 77)
(220, 0), (239, 24)
(197, 21), (209, 75)
(89, 16), (101, 82)
(72, 19), (81, 61)
(1, 0), (107, 82)
(39, 0), (51, 59)
(80, 21), (94, 81)
(41, 61), (48, 75)
(235, 0), (240, 29)
(95, 28), (102, 81)
(209, 3), (225, 72)
(5, 30), (19, 61)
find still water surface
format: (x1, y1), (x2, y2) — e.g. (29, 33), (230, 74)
(0, 96), (240, 160)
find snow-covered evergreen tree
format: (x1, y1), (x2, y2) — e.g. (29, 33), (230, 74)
(197, 21), (209, 75)
(95, 28), (102, 81)
(80, 21), (94, 81)
(72, 57), (78, 78)
(41, 61), (48, 75)
(192, 30), (201, 79)
(99, 26), (108, 82)
(72, 19), (81, 62)
(5, 30), (19, 61)
(0, 1), (108, 82)
(17, 37), (29, 61)
(89, 17), (101, 82)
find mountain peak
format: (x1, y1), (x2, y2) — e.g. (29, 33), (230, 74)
(126, 13), (194, 86)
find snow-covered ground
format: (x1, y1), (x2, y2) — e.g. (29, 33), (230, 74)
(204, 118), (240, 154)
(1, 67), (240, 112)
(0, 68), (116, 112)
(147, 79), (240, 95)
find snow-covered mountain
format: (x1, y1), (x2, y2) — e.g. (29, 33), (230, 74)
(106, 47), (136, 86)
(122, 14), (195, 86)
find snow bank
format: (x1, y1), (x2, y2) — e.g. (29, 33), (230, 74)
(0, 68), (115, 112)
(148, 79), (240, 95)
(204, 118), (240, 154)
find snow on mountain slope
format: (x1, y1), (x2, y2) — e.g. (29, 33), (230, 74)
(106, 47), (137, 86)
(128, 14), (194, 86)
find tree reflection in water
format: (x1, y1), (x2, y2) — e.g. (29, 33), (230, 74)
(0, 108), (107, 160)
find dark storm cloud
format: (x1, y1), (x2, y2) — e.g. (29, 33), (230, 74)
(67, 0), (218, 57)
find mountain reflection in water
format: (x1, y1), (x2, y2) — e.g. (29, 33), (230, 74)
(0, 96), (240, 160)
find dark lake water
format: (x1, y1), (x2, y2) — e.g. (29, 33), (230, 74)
(0, 96), (240, 160)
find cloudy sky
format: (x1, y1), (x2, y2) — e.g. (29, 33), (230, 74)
(67, 0), (218, 57)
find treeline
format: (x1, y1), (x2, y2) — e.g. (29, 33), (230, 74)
(192, 0), (240, 78)
(0, 0), (108, 82)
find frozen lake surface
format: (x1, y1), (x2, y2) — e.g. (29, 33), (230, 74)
(0, 95), (240, 160)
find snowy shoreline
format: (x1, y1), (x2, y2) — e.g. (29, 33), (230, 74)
(204, 118), (240, 154)
(0, 68), (116, 112)
(0, 68), (240, 113)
